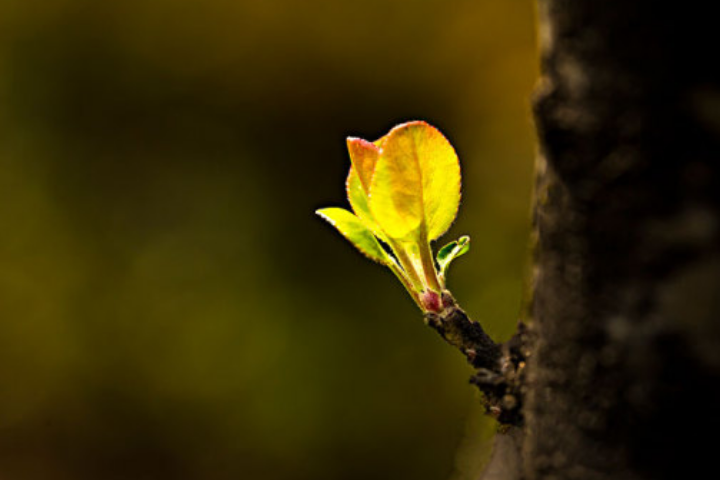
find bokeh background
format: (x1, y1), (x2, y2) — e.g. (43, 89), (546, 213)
(0, 1), (538, 479)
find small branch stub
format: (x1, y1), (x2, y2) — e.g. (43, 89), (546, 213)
(424, 292), (502, 370)
(425, 292), (528, 427)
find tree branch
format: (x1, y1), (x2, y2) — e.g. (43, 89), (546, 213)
(424, 292), (529, 427)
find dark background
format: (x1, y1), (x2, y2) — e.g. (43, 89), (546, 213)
(0, 1), (538, 479)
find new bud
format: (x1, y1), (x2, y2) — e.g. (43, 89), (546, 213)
(420, 290), (443, 313)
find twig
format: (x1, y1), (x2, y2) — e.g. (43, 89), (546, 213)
(424, 292), (529, 427)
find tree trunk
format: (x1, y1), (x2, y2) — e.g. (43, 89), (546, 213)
(497, 1), (720, 479)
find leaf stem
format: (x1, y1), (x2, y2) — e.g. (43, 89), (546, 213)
(388, 238), (425, 292)
(387, 260), (423, 309)
(418, 229), (442, 293)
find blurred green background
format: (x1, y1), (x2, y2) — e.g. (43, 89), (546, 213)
(0, 1), (537, 479)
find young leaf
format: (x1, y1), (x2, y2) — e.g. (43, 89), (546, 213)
(346, 137), (380, 193)
(368, 127), (424, 240)
(315, 207), (391, 265)
(437, 235), (470, 280)
(368, 121), (461, 242)
(346, 166), (386, 241)
(315, 121), (468, 312)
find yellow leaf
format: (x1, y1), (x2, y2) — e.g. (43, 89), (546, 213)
(346, 166), (386, 241)
(346, 137), (380, 194)
(315, 207), (391, 265)
(369, 121), (460, 241)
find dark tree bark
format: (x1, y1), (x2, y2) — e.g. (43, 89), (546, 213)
(423, 3), (720, 478)
(515, 1), (720, 479)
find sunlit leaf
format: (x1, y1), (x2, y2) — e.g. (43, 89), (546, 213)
(315, 207), (391, 265)
(316, 121), (467, 312)
(346, 137), (380, 193)
(346, 167), (386, 241)
(416, 124), (461, 240)
(437, 235), (470, 279)
(368, 121), (460, 241)
(368, 125), (425, 240)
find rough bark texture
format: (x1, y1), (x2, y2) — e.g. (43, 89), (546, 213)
(523, 1), (720, 479)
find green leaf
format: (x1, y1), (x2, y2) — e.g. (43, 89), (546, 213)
(368, 121), (461, 242)
(437, 235), (470, 279)
(315, 207), (391, 265)
(316, 121), (466, 312)
(346, 166), (387, 242)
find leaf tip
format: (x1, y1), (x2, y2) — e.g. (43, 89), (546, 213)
(347, 136), (379, 152)
(315, 208), (334, 223)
